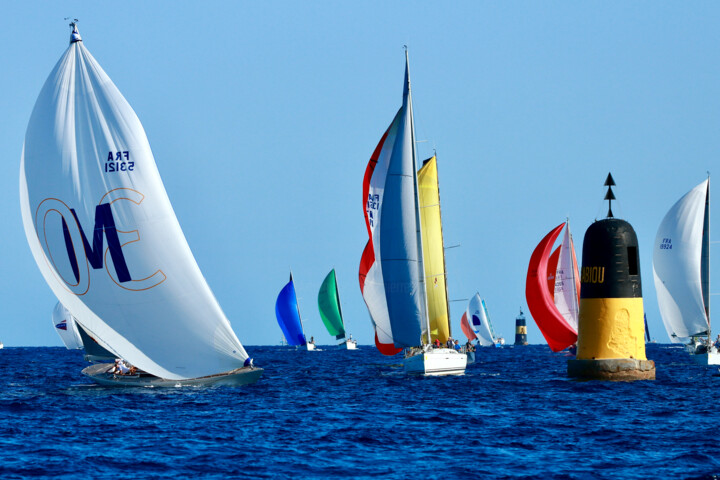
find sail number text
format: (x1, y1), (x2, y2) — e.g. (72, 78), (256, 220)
(366, 193), (380, 227)
(659, 238), (672, 250)
(104, 151), (135, 173)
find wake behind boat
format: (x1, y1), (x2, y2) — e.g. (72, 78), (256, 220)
(358, 51), (465, 376)
(21, 23), (261, 386)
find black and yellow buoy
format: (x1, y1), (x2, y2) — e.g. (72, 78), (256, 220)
(514, 308), (528, 345)
(568, 174), (655, 380)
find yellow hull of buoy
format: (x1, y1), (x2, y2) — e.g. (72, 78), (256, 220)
(577, 297), (646, 361)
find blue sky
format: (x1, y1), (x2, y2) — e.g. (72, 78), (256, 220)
(2, 2), (720, 347)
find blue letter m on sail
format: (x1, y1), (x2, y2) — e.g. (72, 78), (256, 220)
(62, 203), (132, 283)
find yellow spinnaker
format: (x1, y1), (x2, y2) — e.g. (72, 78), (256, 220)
(418, 156), (450, 343)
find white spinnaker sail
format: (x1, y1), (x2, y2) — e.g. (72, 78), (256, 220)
(468, 294), (494, 346)
(554, 224), (579, 333)
(653, 179), (709, 341)
(52, 302), (83, 350)
(20, 27), (248, 380)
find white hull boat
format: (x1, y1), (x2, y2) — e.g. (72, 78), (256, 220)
(654, 179), (716, 365)
(690, 352), (720, 366)
(306, 343), (317, 351)
(358, 54), (465, 376)
(20, 24), (261, 387)
(404, 348), (467, 376)
(82, 363), (263, 387)
(338, 339), (358, 350)
(685, 344), (720, 365)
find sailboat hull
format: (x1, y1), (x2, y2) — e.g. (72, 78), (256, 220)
(338, 340), (358, 350)
(689, 352), (720, 366)
(82, 363), (263, 387)
(403, 348), (467, 376)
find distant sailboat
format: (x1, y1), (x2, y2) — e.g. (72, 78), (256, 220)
(526, 221), (580, 352)
(466, 294), (499, 347)
(276, 273), (316, 351)
(318, 269), (357, 349)
(358, 51), (466, 376)
(20, 23), (261, 386)
(653, 178), (718, 365)
(52, 302), (83, 350)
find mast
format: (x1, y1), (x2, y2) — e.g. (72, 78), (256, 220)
(703, 175), (711, 338)
(406, 49), (432, 346)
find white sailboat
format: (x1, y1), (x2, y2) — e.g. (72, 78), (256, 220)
(653, 178), (719, 365)
(20, 23), (261, 386)
(359, 51), (466, 376)
(466, 294), (498, 347)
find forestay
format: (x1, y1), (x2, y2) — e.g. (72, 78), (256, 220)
(653, 179), (710, 340)
(20, 25), (249, 380)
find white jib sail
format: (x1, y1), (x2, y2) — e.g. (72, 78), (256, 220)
(468, 293), (494, 346)
(20, 27), (248, 379)
(52, 302), (83, 350)
(653, 179), (710, 341)
(554, 224), (579, 333)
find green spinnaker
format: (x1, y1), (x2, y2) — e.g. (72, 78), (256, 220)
(318, 269), (346, 338)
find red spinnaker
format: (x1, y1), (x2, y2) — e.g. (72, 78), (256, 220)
(360, 125), (401, 356)
(460, 312), (475, 342)
(526, 223), (578, 352)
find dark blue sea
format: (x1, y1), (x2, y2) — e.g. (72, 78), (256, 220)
(1, 344), (719, 479)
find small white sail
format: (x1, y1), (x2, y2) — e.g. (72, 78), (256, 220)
(554, 223), (579, 332)
(52, 302), (83, 350)
(20, 25), (249, 380)
(467, 293), (494, 346)
(653, 179), (710, 341)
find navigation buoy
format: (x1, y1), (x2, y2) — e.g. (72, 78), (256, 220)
(568, 173), (655, 380)
(514, 308), (528, 346)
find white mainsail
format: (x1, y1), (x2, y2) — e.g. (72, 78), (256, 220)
(52, 302), (83, 350)
(653, 179), (710, 341)
(554, 223), (579, 333)
(20, 25), (249, 380)
(467, 293), (495, 346)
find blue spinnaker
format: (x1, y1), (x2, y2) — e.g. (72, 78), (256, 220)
(275, 277), (307, 346)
